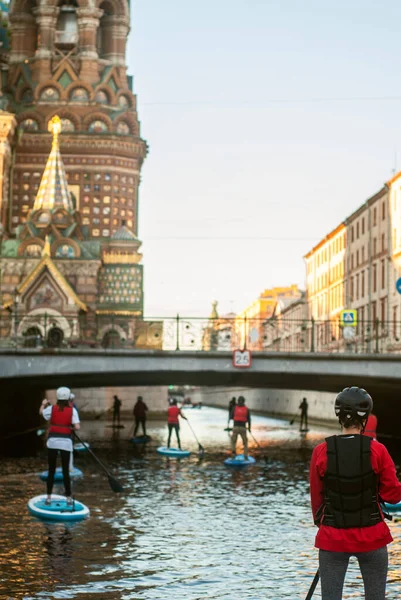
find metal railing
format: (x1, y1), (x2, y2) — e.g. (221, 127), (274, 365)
(0, 312), (400, 354)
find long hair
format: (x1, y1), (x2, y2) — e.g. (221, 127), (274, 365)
(57, 399), (69, 412)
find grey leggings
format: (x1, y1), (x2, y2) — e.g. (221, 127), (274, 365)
(319, 547), (388, 600)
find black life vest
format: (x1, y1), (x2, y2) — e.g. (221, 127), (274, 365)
(322, 434), (382, 529)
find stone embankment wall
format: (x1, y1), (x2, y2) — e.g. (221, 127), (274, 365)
(190, 387), (338, 425)
(46, 386), (169, 419)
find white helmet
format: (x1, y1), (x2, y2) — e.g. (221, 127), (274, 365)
(56, 386), (71, 401)
(70, 393), (75, 401)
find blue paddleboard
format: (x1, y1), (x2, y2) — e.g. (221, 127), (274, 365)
(157, 446), (190, 458)
(384, 501), (401, 512)
(131, 435), (152, 444)
(28, 494), (89, 522)
(74, 442), (90, 452)
(224, 454), (256, 467)
(39, 466), (83, 482)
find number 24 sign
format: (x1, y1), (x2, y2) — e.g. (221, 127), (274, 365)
(233, 349), (252, 368)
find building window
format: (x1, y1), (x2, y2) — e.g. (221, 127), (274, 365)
(372, 301), (377, 323)
(373, 263), (377, 293)
(351, 254), (354, 270)
(356, 222), (360, 239)
(393, 306), (398, 339)
(373, 237), (377, 256)
(350, 277), (354, 301)
(382, 201), (386, 220)
(381, 259), (385, 289)
(356, 250), (359, 266)
(356, 273), (359, 300)
(362, 246), (365, 262)
(373, 207), (377, 226)
(351, 226), (354, 242)
(381, 233), (385, 252)
(381, 298), (386, 323)
(361, 270), (365, 298)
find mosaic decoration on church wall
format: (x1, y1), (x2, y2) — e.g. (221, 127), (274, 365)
(24, 243), (42, 257)
(70, 87), (89, 103)
(29, 282), (63, 310)
(118, 95), (129, 108)
(55, 244), (75, 258)
(95, 90), (109, 105)
(20, 118), (39, 132)
(99, 266), (142, 306)
(88, 120), (108, 133)
(61, 118), (75, 132)
(40, 87), (60, 102)
(116, 121), (130, 135)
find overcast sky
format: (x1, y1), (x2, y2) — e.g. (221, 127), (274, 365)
(127, 0), (401, 318)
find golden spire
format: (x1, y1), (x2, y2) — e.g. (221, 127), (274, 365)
(42, 235), (51, 257)
(33, 116), (73, 213)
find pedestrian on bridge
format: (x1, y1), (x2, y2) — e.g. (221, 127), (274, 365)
(40, 386), (80, 506)
(167, 399), (187, 449)
(133, 396), (148, 436)
(309, 386), (401, 600)
(231, 396), (251, 460)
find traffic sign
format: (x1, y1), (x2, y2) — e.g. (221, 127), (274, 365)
(396, 278), (401, 295)
(343, 326), (356, 341)
(340, 309), (357, 327)
(233, 349), (252, 368)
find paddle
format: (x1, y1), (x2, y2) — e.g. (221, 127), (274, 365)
(289, 411), (298, 425)
(185, 419), (205, 456)
(72, 430), (124, 493)
(4, 425), (46, 440)
(305, 569), (320, 600)
(249, 431), (268, 464)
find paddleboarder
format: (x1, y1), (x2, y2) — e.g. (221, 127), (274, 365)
(228, 397), (236, 427)
(231, 396), (251, 460)
(299, 397), (308, 432)
(133, 396), (148, 437)
(39, 387), (80, 505)
(167, 399), (187, 449)
(310, 386), (401, 600)
(112, 395), (122, 427)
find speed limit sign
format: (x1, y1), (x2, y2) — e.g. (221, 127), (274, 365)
(233, 349), (252, 368)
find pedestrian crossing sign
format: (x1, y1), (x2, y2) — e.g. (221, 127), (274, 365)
(340, 309), (357, 327)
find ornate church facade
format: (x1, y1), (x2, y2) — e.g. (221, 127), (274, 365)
(0, 0), (161, 349)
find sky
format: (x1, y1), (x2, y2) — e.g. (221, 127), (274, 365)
(126, 0), (401, 318)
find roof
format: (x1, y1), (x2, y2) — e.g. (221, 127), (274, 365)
(111, 225), (137, 241)
(33, 116), (73, 213)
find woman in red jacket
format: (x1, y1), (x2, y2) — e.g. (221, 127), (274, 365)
(310, 386), (401, 600)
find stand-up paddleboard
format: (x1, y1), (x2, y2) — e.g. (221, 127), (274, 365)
(224, 454), (256, 467)
(157, 446), (190, 458)
(384, 501), (401, 512)
(131, 435), (152, 444)
(74, 442), (90, 452)
(39, 466), (83, 482)
(28, 494), (89, 522)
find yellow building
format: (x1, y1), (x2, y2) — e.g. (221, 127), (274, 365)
(236, 285), (302, 350)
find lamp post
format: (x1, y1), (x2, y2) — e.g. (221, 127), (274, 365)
(14, 291), (20, 347)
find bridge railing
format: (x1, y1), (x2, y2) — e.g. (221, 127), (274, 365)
(0, 312), (399, 354)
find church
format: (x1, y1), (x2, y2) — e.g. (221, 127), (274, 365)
(0, 0), (161, 350)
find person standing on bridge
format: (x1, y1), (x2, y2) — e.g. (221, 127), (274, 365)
(231, 396), (251, 460)
(40, 387), (80, 506)
(112, 395), (122, 427)
(167, 399), (187, 449)
(299, 397), (308, 432)
(309, 386), (401, 600)
(133, 396), (148, 437)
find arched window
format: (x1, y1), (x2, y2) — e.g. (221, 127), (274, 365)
(55, 0), (79, 49)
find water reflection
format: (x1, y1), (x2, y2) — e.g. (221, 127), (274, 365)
(0, 407), (401, 598)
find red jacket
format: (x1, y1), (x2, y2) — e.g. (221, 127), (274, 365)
(168, 406), (181, 424)
(310, 437), (401, 552)
(233, 405), (248, 422)
(363, 414), (378, 438)
(49, 405), (73, 437)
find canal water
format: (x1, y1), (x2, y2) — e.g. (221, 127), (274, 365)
(1, 406), (401, 599)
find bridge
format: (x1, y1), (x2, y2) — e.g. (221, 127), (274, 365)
(1, 348), (401, 395)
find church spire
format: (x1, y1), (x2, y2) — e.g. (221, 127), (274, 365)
(33, 116), (73, 213)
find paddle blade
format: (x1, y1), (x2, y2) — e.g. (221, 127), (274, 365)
(289, 419), (295, 425)
(198, 445), (205, 457)
(108, 475), (124, 493)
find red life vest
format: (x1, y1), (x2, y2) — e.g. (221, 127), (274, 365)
(364, 414), (378, 438)
(49, 405), (73, 438)
(168, 406), (180, 424)
(233, 405), (248, 422)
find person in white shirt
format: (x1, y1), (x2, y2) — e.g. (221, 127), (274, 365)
(39, 386), (80, 505)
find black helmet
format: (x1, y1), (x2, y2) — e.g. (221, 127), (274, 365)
(335, 387), (373, 422)
(238, 396), (245, 406)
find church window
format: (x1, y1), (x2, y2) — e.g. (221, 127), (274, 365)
(94, 173), (101, 181)
(103, 196), (110, 203)
(20, 118), (39, 132)
(84, 173), (90, 180)
(94, 184), (101, 192)
(116, 121), (130, 135)
(102, 229), (110, 237)
(70, 87), (89, 103)
(93, 229), (100, 236)
(84, 184), (90, 192)
(23, 172), (30, 180)
(88, 120), (108, 133)
(95, 90), (109, 105)
(39, 87), (60, 102)
(55, 4), (78, 49)
(60, 118), (75, 132)
(105, 173), (111, 181)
